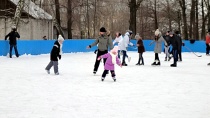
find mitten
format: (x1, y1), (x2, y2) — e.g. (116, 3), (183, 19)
(58, 55), (61, 60)
(97, 57), (101, 60)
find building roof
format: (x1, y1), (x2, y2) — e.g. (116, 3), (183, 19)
(10, 0), (52, 20)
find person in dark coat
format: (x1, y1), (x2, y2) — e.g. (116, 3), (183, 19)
(5, 26), (20, 58)
(169, 32), (180, 67)
(175, 31), (183, 61)
(135, 34), (145, 65)
(87, 27), (114, 75)
(45, 35), (64, 75)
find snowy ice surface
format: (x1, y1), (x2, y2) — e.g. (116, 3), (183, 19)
(0, 52), (210, 118)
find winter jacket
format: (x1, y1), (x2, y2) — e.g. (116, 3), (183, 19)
(169, 35), (180, 50)
(113, 35), (123, 50)
(176, 35), (182, 51)
(90, 34), (113, 51)
(151, 36), (166, 53)
(100, 53), (121, 70)
(5, 31), (20, 45)
(119, 32), (133, 51)
(50, 41), (61, 61)
(137, 40), (145, 53)
(163, 35), (171, 46)
(206, 33), (210, 44)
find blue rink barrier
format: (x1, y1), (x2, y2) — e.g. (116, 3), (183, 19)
(0, 39), (206, 56)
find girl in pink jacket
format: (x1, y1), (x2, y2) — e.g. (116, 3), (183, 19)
(98, 46), (122, 82)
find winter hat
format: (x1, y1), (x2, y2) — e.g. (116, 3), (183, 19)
(58, 35), (64, 42)
(155, 29), (160, 36)
(169, 31), (174, 35)
(100, 27), (106, 32)
(135, 33), (140, 39)
(111, 46), (118, 54)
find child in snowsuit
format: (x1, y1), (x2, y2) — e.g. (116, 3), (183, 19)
(98, 46), (122, 82)
(45, 35), (64, 75)
(135, 34), (145, 65)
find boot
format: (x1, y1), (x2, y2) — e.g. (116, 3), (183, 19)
(112, 77), (116, 82)
(101, 77), (105, 81)
(164, 57), (167, 61)
(151, 61), (156, 66)
(136, 63), (140, 65)
(207, 63), (210, 66)
(156, 61), (161, 65)
(122, 62), (127, 66)
(170, 63), (177, 67)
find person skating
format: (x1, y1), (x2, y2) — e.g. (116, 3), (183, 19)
(5, 26), (20, 58)
(119, 30), (133, 66)
(163, 31), (171, 61)
(169, 32), (180, 67)
(205, 29), (210, 56)
(87, 27), (114, 74)
(135, 34), (145, 65)
(149, 29), (167, 66)
(175, 31), (183, 61)
(113, 32), (123, 58)
(45, 35), (64, 75)
(97, 46), (122, 82)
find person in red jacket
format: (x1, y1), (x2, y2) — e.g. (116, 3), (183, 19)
(206, 29), (210, 55)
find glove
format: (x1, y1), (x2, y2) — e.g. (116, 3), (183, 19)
(86, 45), (91, 49)
(97, 57), (101, 60)
(58, 55), (61, 60)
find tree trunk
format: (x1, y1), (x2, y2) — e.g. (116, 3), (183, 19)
(195, 0), (199, 40)
(12, 0), (25, 28)
(47, 0), (64, 38)
(201, 0), (205, 40)
(87, 0), (90, 39)
(128, 0), (143, 35)
(154, 0), (158, 29)
(179, 0), (188, 40)
(189, 0), (195, 39)
(55, 0), (61, 25)
(166, 0), (171, 30)
(93, 0), (97, 38)
(67, 0), (72, 39)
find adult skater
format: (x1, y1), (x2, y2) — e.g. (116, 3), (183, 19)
(149, 29), (167, 66)
(169, 31), (180, 67)
(5, 26), (20, 58)
(87, 27), (114, 74)
(175, 31), (183, 61)
(119, 30), (133, 66)
(45, 35), (64, 75)
(113, 32), (123, 58)
(205, 29), (210, 56)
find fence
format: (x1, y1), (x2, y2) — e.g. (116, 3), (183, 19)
(0, 39), (206, 56)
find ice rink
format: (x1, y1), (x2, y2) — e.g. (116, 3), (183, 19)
(0, 51), (210, 118)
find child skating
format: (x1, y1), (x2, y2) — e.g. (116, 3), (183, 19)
(97, 46), (122, 82)
(45, 35), (64, 75)
(135, 34), (145, 65)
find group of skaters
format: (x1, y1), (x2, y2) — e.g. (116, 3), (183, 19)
(86, 27), (186, 81)
(4, 26), (210, 81)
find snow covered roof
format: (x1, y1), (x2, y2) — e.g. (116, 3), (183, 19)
(9, 0), (52, 20)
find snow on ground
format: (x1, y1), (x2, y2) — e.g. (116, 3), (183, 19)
(0, 51), (210, 118)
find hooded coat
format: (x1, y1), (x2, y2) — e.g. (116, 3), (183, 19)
(100, 52), (121, 70)
(50, 41), (61, 61)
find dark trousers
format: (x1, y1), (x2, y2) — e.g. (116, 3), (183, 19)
(178, 49), (182, 61)
(172, 49), (178, 65)
(206, 44), (210, 54)
(137, 53), (144, 64)
(45, 61), (59, 74)
(155, 53), (159, 61)
(94, 50), (108, 72)
(10, 44), (19, 58)
(102, 70), (115, 78)
(122, 50), (127, 64)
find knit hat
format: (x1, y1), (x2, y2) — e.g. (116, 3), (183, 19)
(155, 29), (160, 36)
(135, 33), (140, 39)
(58, 35), (64, 42)
(111, 46), (118, 54)
(169, 31), (174, 35)
(100, 27), (106, 32)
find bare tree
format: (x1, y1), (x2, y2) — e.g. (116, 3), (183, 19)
(128, 0), (144, 35)
(67, 0), (72, 39)
(179, 0), (188, 40)
(12, 0), (25, 28)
